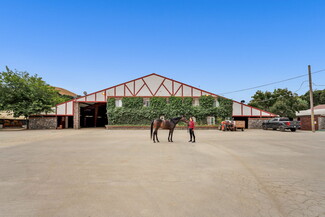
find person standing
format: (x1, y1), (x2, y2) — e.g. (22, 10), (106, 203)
(188, 117), (196, 143)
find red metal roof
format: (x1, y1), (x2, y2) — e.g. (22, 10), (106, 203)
(314, 104), (325, 110)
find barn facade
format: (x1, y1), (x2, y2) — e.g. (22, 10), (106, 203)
(30, 73), (277, 129)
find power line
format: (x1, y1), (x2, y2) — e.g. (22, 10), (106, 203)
(244, 71), (325, 104)
(312, 68), (325, 74)
(247, 83), (323, 104)
(313, 83), (325, 87)
(246, 80), (311, 104)
(294, 80), (308, 93)
(219, 68), (325, 95)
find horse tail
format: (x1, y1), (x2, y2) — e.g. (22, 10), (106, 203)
(150, 120), (154, 139)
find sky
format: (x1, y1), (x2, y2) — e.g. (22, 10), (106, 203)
(1, 0), (325, 103)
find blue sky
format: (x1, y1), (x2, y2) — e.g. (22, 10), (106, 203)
(1, 0), (324, 102)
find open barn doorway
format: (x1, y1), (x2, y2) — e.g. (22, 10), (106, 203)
(57, 116), (74, 129)
(80, 103), (107, 128)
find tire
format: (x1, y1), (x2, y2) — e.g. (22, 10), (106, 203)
(262, 125), (267, 130)
(279, 126), (285, 132)
(290, 128), (296, 132)
(272, 128), (277, 130)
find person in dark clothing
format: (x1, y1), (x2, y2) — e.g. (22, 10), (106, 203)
(188, 117), (196, 143)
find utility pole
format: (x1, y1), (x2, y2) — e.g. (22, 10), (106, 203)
(308, 65), (315, 133)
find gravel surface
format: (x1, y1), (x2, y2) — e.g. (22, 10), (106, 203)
(0, 129), (324, 217)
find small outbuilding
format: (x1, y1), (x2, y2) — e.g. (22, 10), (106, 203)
(296, 105), (325, 131)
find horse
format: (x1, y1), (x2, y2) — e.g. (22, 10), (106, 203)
(150, 116), (186, 143)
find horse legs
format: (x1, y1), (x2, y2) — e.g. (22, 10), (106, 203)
(170, 129), (175, 142)
(152, 129), (156, 143)
(168, 129), (174, 142)
(154, 130), (160, 143)
(155, 130), (159, 142)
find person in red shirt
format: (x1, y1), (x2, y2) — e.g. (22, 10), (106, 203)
(188, 117), (196, 143)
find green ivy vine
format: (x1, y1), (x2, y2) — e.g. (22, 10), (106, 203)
(107, 96), (233, 125)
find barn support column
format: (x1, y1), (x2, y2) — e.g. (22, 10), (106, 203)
(65, 116), (69, 129)
(73, 102), (80, 129)
(94, 104), (99, 127)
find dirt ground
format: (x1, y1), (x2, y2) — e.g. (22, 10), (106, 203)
(0, 129), (324, 217)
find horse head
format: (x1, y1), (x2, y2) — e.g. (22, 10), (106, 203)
(171, 116), (187, 124)
(180, 116), (187, 123)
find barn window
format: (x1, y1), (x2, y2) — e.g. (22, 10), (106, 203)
(193, 98), (199, 106)
(143, 98), (150, 107)
(207, 116), (215, 125)
(115, 99), (122, 107)
(213, 99), (220, 107)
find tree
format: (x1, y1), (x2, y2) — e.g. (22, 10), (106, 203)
(248, 88), (308, 118)
(269, 97), (307, 118)
(301, 89), (325, 107)
(0, 67), (67, 118)
(248, 90), (274, 111)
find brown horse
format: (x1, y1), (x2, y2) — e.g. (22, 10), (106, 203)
(150, 116), (186, 143)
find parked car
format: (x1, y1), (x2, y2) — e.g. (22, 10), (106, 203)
(262, 117), (300, 132)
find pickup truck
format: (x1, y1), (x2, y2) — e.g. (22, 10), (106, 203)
(262, 117), (300, 132)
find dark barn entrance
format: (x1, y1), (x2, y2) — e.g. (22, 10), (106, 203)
(80, 103), (107, 128)
(57, 116), (74, 129)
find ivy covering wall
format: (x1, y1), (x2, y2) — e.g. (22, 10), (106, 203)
(106, 96), (233, 125)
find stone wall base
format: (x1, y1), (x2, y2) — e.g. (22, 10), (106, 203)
(29, 117), (57, 129)
(248, 118), (272, 129)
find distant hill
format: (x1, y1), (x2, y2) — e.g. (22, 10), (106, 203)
(52, 86), (78, 97)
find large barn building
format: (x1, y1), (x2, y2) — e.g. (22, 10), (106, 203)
(29, 73), (277, 129)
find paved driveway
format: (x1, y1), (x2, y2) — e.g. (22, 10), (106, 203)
(0, 129), (324, 217)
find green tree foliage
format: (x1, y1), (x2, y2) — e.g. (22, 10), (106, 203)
(58, 94), (74, 102)
(269, 99), (294, 118)
(0, 67), (67, 118)
(248, 90), (274, 111)
(248, 88), (308, 118)
(301, 89), (325, 107)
